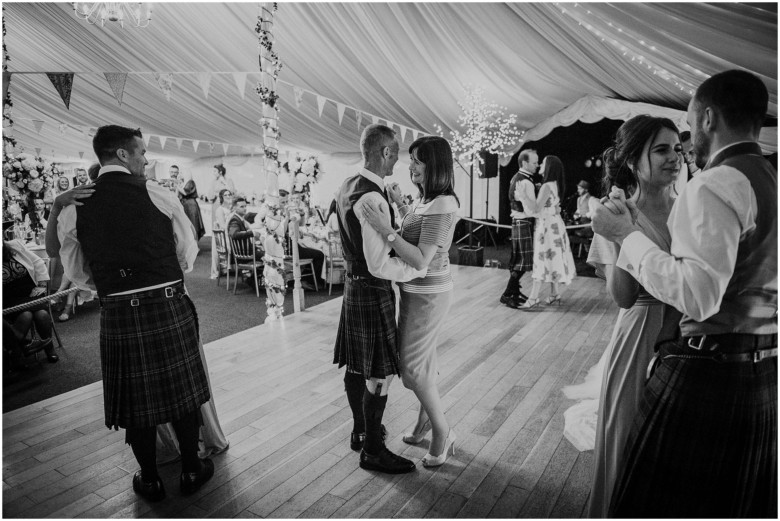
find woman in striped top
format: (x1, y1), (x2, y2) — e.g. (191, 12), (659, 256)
(361, 136), (460, 467)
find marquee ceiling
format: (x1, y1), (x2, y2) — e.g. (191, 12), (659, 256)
(3, 2), (777, 162)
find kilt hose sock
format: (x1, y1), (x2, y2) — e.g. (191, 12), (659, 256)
(363, 388), (388, 455)
(344, 371), (366, 433)
(126, 426), (159, 482)
(503, 270), (524, 297)
(171, 410), (202, 473)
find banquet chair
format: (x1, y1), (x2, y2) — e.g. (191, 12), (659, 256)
(212, 229), (231, 290)
(229, 235), (263, 297)
(326, 231), (345, 295)
(283, 257), (319, 292)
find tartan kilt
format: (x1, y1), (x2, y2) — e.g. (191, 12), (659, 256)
(610, 342), (778, 518)
(509, 218), (534, 272)
(100, 290), (210, 430)
(333, 277), (400, 379)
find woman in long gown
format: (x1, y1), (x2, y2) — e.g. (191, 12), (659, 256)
(209, 188), (234, 279)
(45, 185), (229, 463)
(519, 155), (576, 309)
(178, 179), (206, 242)
(361, 136), (460, 467)
(585, 115), (683, 517)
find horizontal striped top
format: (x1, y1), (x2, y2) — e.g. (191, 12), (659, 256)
(399, 195), (459, 294)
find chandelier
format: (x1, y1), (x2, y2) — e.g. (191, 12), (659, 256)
(72, 3), (152, 28)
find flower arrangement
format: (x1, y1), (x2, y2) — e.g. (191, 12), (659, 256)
(2, 152), (61, 216)
(255, 85), (279, 108)
(288, 153), (322, 205)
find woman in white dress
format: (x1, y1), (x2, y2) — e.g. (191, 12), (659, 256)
(520, 155), (576, 309)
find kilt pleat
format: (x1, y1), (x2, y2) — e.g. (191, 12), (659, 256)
(610, 352), (777, 518)
(509, 218), (534, 272)
(100, 293), (210, 429)
(333, 277), (399, 379)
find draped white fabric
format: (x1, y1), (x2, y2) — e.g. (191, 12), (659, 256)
(3, 3), (776, 165)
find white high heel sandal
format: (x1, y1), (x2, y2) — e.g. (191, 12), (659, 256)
(422, 430), (457, 467)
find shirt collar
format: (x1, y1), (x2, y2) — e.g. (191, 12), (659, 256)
(98, 165), (131, 177)
(359, 168), (385, 190)
(518, 167), (535, 178)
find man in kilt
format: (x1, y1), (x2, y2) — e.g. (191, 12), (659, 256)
(593, 70), (777, 517)
(57, 125), (214, 501)
(500, 149), (540, 308)
(334, 124), (426, 474)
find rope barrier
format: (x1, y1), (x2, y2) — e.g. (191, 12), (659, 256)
(3, 287), (79, 315)
(458, 215), (593, 231)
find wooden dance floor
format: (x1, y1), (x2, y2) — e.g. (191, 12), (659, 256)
(3, 266), (618, 518)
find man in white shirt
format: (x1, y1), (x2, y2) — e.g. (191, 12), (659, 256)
(334, 124), (425, 474)
(500, 150), (539, 308)
(57, 125), (214, 502)
(680, 130), (701, 179)
(592, 70), (777, 517)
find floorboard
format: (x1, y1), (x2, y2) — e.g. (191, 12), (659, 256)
(3, 266), (617, 518)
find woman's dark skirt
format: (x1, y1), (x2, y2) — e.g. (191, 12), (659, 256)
(100, 289), (210, 430)
(181, 198), (206, 241)
(333, 277), (399, 379)
(609, 349), (777, 518)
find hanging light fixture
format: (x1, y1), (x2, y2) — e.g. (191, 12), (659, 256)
(72, 3), (152, 28)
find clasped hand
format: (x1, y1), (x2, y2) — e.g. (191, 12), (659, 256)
(590, 187), (639, 244)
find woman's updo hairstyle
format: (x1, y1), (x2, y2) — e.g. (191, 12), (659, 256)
(214, 164), (227, 177)
(601, 115), (679, 197)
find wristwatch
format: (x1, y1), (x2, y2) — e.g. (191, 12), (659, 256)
(386, 233), (396, 243)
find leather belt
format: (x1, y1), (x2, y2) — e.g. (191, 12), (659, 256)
(100, 283), (186, 309)
(345, 272), (379, 281)
(660, 334), (778, 365)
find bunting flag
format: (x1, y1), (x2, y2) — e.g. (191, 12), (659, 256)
(2, 72), (10, 102)
(142, 133), (151, 147)
(175, 138), (183, 150)
(356, 110), (363, 130)
(398, 125), (407, 143)
(233, 72), (247, 99)
(192, 140), (200, 152)
(371, 115), (379, 125)
(336, 103), (345, 125)
(412, 129), (420, 141)
(209, 143), (215, 153)
(316, 95), (326, 117)
(159, 136), (167, 150)
(293, 86), (304, 109)
(222, 143), (229, 156)
(35, 147), (41, 157)
(154, 73), (173, 101)
(46, 73), (74, 110)
(104, 72), (128, 106)
(32, 120), (44, 134)
(79, 151), (84, 159)
(196, 72), (211, 99)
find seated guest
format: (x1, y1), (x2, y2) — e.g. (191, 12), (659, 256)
(278, 191), (325, 291)
(574, 180), (595, 240)
(2, 226), (58, 367)
(227, 197), (264, 287)
(325, 198), (339, 233)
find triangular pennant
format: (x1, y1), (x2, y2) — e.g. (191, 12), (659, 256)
(154, 73), (173, 102)
(233, 72), (247, 99)
(412, 129), (420, 141)
(175, 138), (183, 150)
(2, 72), (10, 103)
(159, 136), (167, 150)
(79, 151), (84, 159)
(398, 125), (407, 143)
(35, 147), (41, 157)
(196, 72), (211, 99)
(222, 143), (229, 156)
(356, 110), (363, 130)
(104, 72), (128, 106)
(293, 86), (304, 109)
(209, 143), (215, 153)
(32, 120), (44, 134)
(142, 133), (151, 147)
(336, 103), (346, 125)
(316, 95), (326, 117)
(192, 140), (200, 152)
(47, 73), (75, 110)
(371, 115), (379, 125)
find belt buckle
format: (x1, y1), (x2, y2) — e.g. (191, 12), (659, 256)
(130, 298), (140, 307)
(165, 287), (174, 298)
(688, 335), (707, 351)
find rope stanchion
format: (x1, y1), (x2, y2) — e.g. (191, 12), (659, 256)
(3, 287), (79, 315)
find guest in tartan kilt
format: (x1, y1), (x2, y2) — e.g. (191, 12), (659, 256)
(57, 125), (215, 502)
(334, 124), (426, 474)
(592, 70), (777, 517)
(500, 150), (540, 309)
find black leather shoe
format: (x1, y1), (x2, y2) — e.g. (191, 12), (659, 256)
(180, 458), (214, 495)
(132, 471), (166, 502)
(360, 446), (415, 474)
(44, 344), (58, 363)
(350, 424), (387, 451)
(517, 291), (529, 304)
(500, 295), (519, 309)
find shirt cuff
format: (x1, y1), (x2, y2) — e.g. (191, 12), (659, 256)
(615, 231), (656, 278)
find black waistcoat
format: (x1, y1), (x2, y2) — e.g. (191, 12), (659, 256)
(508, 171), (538, 213)
(76, 172), (183, 297)
(336, 174), (396, 277)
